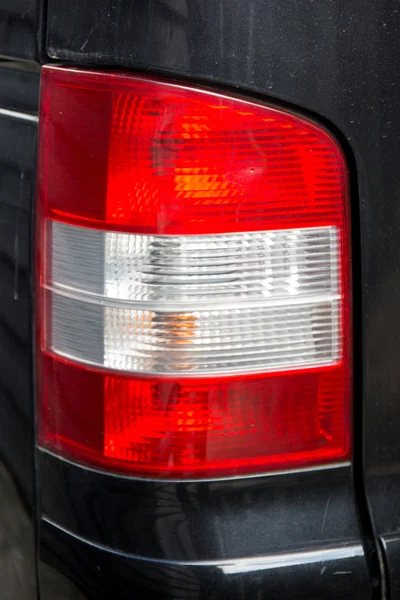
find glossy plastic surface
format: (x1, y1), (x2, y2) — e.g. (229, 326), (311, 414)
(40, 357), (350, 478)
(37, 68), (351, 478)
(49, 223), (343, 374)
(38, 67), (349, 235)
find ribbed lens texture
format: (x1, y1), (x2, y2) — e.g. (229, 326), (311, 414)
(51, 296), (340, 373)
(41, 355), (347, 477)
(52, 221), (339, 302)
(105, 227), (339, 301)
(40, 68), (347, 235)
(49, 222), (340, 375)
(37, 67), (351, 478)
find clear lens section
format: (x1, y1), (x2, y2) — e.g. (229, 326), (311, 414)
(47, 221), (342, 375)
(52, 222), (339, 303)
(51, 294), (340, 374)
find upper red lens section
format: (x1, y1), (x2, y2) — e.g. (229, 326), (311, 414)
(39, 66), (348, 234)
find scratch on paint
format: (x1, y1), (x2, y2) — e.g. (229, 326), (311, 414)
(80, 26), (95, 51)
(320, 495), (332, 535)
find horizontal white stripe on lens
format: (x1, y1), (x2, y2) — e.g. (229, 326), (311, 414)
(50, 222), (339, 305)
(47, 221), (342, 375)
(50, 294), (340, 374)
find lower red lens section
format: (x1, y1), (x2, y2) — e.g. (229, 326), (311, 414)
(39, 354), (350, 478)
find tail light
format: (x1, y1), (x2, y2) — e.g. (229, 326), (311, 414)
(36, 66), (351, 478)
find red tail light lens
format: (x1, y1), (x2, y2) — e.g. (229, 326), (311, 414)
(37, 66), (351, 478)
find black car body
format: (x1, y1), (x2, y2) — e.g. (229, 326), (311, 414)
(1, 1), (400, 599)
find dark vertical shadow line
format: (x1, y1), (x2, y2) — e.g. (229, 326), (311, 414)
(343, 129), (385, 600)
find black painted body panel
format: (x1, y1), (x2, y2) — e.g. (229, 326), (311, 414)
(0, 64), (40, 113)
(41, 519), (371, 600)
(0, 0), (42, 62)
(0, 85), (38, 597)
(39, 453), (361, 562)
